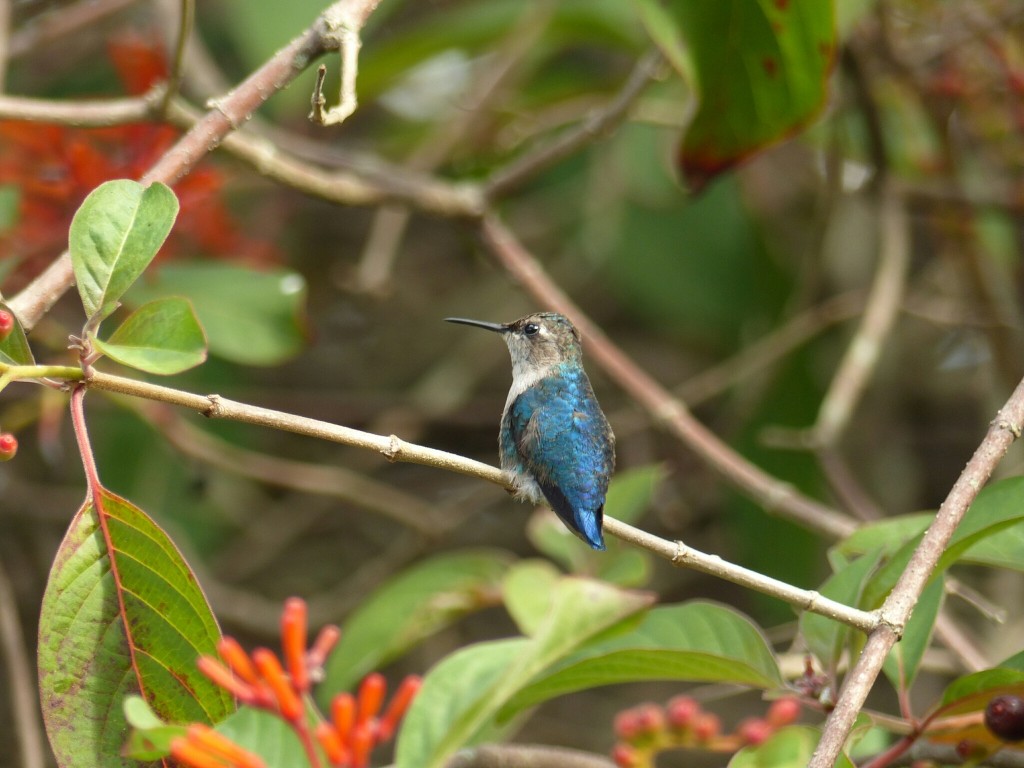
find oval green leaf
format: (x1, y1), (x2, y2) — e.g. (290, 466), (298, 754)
(0, 300), (34, 366)
(500, 601), (782, 718)
(397, 577), (653, 768)
(323, 550), (513, 694)
(38, 488), (233, 767)
(658, 0), (835, 188)
(70, 180), (179, 319)
(729, 726), (855, 768)
(94, 297), (207, 375)
(128, 262), (308, 366)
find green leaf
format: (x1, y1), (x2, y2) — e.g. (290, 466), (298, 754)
(831, 513), (931, 566)
(397, 577), (653, 768)
(800, 550), (883, 671)
(218, 707), (315, 768)
(38, 488), (233, 768)
(0, 300), (34, 365)
(729, 726), (855, 768)
(882, 577), (943, 690)
(69, 180), (178, 319)
(94, 297), (207, 375)
(938, 669), (1024, 711)
(323, 550), (513, 694)
(503, 560), (561, 636)
(501, 601), (782, 718)
(863, 477), (1024, 608)
(633, 0), (696, 93)
(396, 639), (528, 767)
(122, 696), (186, 761)
(128, 262), (307, 366)
(961, 520), (1024, 571)
(659, 0), (835, 187)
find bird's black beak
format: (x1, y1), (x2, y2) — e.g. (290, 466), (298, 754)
(444, 317), (508, 334)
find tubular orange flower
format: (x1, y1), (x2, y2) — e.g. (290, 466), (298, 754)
(197, 656), (257, 703)
(332, 692), (356, 748)
(307, 624), (341, 676)
(350, 722), (374, 768)
(377, 675), (422, 741)
(169, 736), (228, 768)
(315, 721), (350, 767)
(282, 597), (310, 693)
(356, 673), (386, 728)
(252, 648), (303, 722)
(217, 636), (261, 687)
(187, 724), (267, 768)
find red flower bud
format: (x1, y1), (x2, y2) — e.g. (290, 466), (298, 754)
(632, 703), (666, 736)
(315, 721), (350, 767)
(0, 310), (13, 341)
(377, 675), (421, 741)
(693, 712), (721, 743)
(0, 433), (17, 462)
(767, 697), (801, 727)
(281, 597), (310, 693)
(187, 724), (267, 768)
(197, 655), (258, 704)
(666, 696), (701, 729)
(611, 743), (638, 768)
(217, 636), (260, 686)
(332, 692), (356, 746)
(737, 717), (773, 745)
(252, 648), (303, 722)
(357, 672), (387, 728)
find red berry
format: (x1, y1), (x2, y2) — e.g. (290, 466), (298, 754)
(614, 709), (642, 741)
(767, 697), (801, 727)
(693, 712), (721, 743)
(737, 717), (773, 745)
(985, 695), (1024, 742)
(0, 433), (17, 461)
(611, 744), (638, 768)
(634, 703), (666, 736)
(666, 696), (701, 729)
(0, 310), (12, 341)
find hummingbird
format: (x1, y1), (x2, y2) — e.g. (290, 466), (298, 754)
(445, 312), (615, 550)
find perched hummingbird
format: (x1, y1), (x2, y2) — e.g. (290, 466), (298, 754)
(445, 312), (615, 550)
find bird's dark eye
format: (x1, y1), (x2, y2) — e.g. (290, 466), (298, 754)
(523, 322), (540, 336)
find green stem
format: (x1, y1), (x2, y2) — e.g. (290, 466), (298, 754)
(0, 364), (83, 382)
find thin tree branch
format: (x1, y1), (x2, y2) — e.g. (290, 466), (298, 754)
(478, 212), (859, 541)
(0, 90), (159, 124)
(159, 0), (194, 116)
(8, 0), (384, 331)
(484, 51), (667, 201)
(809, 377), (1024, 767)
(0, 362), (879, 630)
(0, 556), (45, 768)
(444, 743), (616, 768)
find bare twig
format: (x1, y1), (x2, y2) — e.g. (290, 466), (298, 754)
(8, 0), (384, 330)
(308, 1), (380, 125)
(1, 362), (878, 629)
(0, 556), (45, 768)
(444, 744), (615, 768)
(484, 51), (667, 201)
(0, 90), (159, 125)
(478, 212), (859, 541)
(159, 0), (194, 116)
(809, 378), (1024, 767)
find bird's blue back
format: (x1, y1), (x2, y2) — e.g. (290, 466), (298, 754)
(500, 363), (614, 549)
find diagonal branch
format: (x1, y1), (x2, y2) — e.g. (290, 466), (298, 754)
(0, 362), (877, 630)
(809, 376), (1024, 767)
(8, 0), (383, 331)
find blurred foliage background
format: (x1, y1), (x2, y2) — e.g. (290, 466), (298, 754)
(3, 0), (1024, 764)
